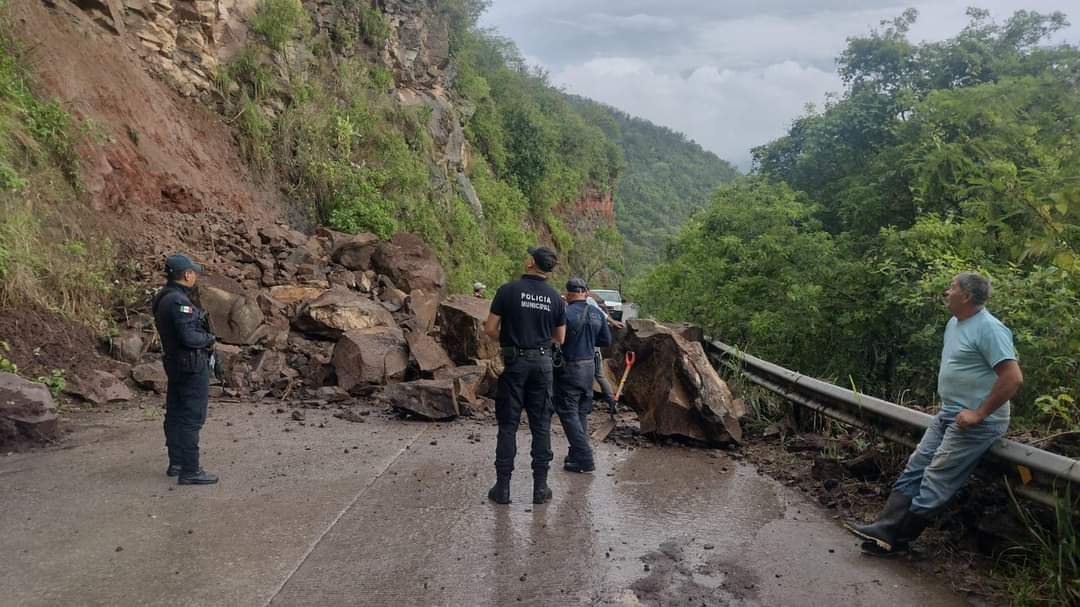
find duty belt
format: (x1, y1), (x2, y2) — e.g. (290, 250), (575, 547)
(501, 346), (549, 360)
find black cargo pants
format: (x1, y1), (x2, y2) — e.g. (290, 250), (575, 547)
(494, 349), (554, 477)
(164, 359), (209, 475)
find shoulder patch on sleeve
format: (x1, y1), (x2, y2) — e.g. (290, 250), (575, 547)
(178, 304), (194, 315)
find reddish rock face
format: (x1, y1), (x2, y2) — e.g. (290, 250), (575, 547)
(573, 188), (615, 223)
(607, 319), (745, 445)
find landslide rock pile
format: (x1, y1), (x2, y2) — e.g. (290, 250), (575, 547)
(106, 222), (499, 421)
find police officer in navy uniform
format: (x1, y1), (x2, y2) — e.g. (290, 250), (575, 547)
(152, 254), (219, 485)
(556, 277), (612, 473)
(483, 246), (566, 504)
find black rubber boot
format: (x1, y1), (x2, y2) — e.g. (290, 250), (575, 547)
(563, 461), (595, 473)
(488, 475), (511, 504)
(844, 491), (912, 551)
(532, 470), (552, 505)
(177, 469), (219, 485)
(860, 510), (931, 556)
(166, 464), (182, 477)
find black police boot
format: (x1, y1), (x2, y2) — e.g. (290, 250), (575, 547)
(488, 474), (511, 504)
(844, 491), (911, 551)
(563, 460), (595, 473)
(532, 470), (552, 504)
(178, 469), (219, 485)
(166, 464), (182, 477)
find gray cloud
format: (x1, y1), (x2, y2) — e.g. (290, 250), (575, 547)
(481, 1), (1079, 169)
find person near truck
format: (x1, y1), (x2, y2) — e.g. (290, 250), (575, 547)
(846, 272), (1022, 555)
(151, 254), (219, 486)
(483, 246), (566, 505)
(556, 278), (613, 473)
(587, 293), (623, 408)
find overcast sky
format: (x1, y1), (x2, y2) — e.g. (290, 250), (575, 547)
(481, 1), (1080, 169)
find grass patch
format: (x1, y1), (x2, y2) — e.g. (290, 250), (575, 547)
(0, 6), (112, 327)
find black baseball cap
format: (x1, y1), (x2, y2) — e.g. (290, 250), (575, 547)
(527, 246), (557, 272)
(165, 253), (204, 275)
(566, 277), (588, 293)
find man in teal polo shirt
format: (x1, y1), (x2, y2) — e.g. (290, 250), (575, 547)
(847, 272), (1023, 555)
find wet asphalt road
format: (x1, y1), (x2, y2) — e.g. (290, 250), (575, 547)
(0, 401), (968, 606)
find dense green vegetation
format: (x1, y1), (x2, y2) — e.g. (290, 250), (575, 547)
(568, 95), (740, 274)
(219, 0), (622, 292)
(636, 9), (1079, 435)
(0, 5), (113, 325)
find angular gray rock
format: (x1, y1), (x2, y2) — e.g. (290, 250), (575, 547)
(292, 287), (396, 339)
(64, 370), (133, 404)
(437, 296), (499, 364)
(331, 232), (379, 271)
(405, 331), (453, 374)
(131, 363), (169, 393)
(371, 232), (445, 293)
(0, 372), (60, 444)
(332, 327), (409, 391)
(406, 289), (439, 334)
(376, 379), (458, 420)
(197, 284), (265, 345)
(608, 319), (746, 444)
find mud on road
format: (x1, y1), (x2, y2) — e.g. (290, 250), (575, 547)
(2, 399), (973, 607)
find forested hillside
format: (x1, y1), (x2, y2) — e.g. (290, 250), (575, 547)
(635, 9), (1079, 432)
(568, 95), (740, 273)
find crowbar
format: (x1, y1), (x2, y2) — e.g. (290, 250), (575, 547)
(591, 351), (636, 441)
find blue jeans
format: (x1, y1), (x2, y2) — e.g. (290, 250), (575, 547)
(893, 411), (1008, 515)
(555, 359), (595, 467)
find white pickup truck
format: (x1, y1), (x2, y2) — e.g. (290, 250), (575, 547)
(591, 289), (635, 321)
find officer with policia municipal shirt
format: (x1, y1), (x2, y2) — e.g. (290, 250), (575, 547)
(556, 278), (612, 473)
(151, 254), (220, 485)
(846, 272), (1022, 555)
(483, 246), (566, 505)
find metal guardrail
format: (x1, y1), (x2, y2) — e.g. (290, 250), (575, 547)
(706, 340), (1080, 508)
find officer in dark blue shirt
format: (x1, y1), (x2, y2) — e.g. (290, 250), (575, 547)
(556, 277), (612, 473)
(483, 246), (567, 504)
(151, 254), (219, 485)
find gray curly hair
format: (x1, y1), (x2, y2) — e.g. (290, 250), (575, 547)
(954, 272), (992, 306)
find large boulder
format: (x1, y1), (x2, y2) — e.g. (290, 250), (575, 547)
(405, 331), (453, 374)
(437, 296), (498, 364)
(293, 287), (396, 339)
(64, 370), (133, 405)
(0, 372), (60, 444)
(406, 289), (439, 334)
(197, 284), (265, 345)
(331, 232), (379, 271)
(376, 379), (458, 420)
(371, 232), (445, 293)
(108, 331), (144, 365)
(608, 319), (746, 444)
(269, 284), (327, 305)
(433, 364), (495, 412)
(332, 327), (409, 391)
(131, 363), (168, 393)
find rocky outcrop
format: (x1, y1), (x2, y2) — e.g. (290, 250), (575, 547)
(437, 296), (498, 365)
(0, 372), (61, 445)
(608, 320), (746, 444)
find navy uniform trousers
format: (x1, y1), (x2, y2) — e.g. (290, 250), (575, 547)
(494, 351), (554, 476)
(164, 361), (209, 475)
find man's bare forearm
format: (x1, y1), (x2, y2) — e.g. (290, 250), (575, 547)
(974, 361), (1023, 420)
